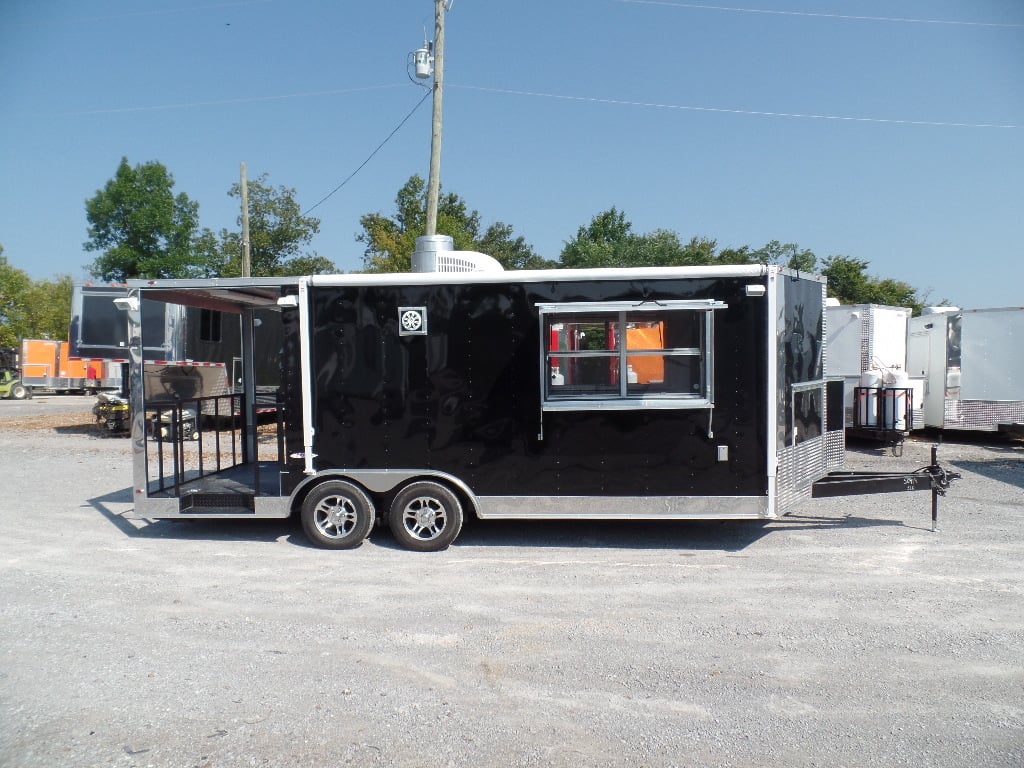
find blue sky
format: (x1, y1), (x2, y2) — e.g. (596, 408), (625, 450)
(1, 0), (1021, 309)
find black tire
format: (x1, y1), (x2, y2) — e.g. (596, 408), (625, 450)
(388, 481), (463, 552)
(300, 480), (375, 550)
(10, 383), (27, 400)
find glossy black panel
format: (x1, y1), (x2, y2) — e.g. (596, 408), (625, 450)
(294, 277), (770, 498)
(826, 379), (845, 433)
(280, 292), (305, 491)
(793, 388), (823, 445)
(779, 276), (824, 445)
(781, 277), (824, 384)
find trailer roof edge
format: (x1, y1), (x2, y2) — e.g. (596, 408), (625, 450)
(308, 263), (772, 287)
(125, 264), (784, 293)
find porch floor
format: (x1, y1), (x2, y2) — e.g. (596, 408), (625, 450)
(148, 461), (285, 498)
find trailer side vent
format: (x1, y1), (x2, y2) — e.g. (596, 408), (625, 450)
(435, 251), (504, 273)
(398, 307), (428, 336)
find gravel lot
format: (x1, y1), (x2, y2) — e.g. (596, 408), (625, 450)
(1, 394), (1022, 767)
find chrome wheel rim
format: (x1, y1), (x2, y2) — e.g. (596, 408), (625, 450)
(401, 496), (447, 541)
(314, 494), (358, 539)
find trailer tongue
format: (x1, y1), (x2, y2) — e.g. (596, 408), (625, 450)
(811, 445), (961, 531)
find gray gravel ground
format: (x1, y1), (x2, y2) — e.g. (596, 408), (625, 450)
(0, 395), (1022, 767)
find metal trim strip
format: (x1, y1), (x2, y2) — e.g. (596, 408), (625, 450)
(765, 267), (779, 516)
(297, 279), (316, 475)
(475, 495), (768, 520)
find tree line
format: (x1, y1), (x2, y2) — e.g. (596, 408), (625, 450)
(1, 157), (931, 346)
(358, 175), (925, 313)
(0, 245), (74, 347)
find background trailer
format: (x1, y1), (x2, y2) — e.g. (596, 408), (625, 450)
(123, 265), (957, 551)
(70, 283), (281, 400)
(825, 303), (920, 442)
(19, 338), (119, 394)
(907, 306), (1024, 433)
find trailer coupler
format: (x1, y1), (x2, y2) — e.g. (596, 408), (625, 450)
(811, 445), (961, 532)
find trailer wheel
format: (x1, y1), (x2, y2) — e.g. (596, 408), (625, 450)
(388, 481), (463, 552)
(9, 383), (27, 400)
(301, 481), (375, 550)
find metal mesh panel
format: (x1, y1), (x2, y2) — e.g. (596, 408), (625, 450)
(943, 399), (1024, 431)
(825, 428), (845, 471)
(860, 311), (872, 373)
(777, 435), (825, 514)
(911, 406), (924, 430)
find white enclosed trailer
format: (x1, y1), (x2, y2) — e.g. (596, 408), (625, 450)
(907, 307), (1024, 433)
(825, 303), (920, 441)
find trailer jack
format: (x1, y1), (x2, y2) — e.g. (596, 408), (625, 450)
(811, 445), (961, 532)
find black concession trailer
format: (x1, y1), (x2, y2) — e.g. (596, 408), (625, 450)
(124, 264), (957, 551)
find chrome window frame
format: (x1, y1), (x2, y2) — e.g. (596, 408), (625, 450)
(537, 299), (727, 413)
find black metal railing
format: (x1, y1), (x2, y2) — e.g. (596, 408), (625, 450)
(146, 393), (285, 496)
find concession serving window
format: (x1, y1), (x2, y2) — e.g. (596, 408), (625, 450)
(537, 300), (727, 412)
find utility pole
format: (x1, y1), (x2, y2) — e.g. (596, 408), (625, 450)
(240, 162), (251, 278)
(424, 0), (447, 236)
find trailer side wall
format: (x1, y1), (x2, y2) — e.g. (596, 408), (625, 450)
(290, 276), (769, 500)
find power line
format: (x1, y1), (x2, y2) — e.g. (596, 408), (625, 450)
(450, 83), (1020, 129)
(303, 90), (432, 216)
(616, 1), (1024, 29)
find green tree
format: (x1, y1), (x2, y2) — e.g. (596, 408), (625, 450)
(820, 255), (873, 302)
(24, 276), (74, 340)
(478, 222), (553, 270)
(358, 175), (549, 272)
(820, 255), (923, 313)
(358, 177), (428, 272)
(559, 208), (633, 268)
(751, 240), (817, 271)
(0, 247), (30, 347)
(560, 212), (932, 311)
(560, 208), (723, 268)
(212, 174), (330, 277)
(717, 244), (757, 265)
(84, 157), (207, 280)
(678, 235), (720, 265)
(0, 248), (73, 346)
